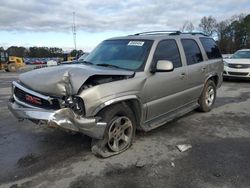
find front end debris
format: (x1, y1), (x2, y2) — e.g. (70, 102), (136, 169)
(8, 81), (107, 139)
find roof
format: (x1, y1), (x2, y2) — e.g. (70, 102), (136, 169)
(107, 31), (210, 41)
(238, 49), (250, 51)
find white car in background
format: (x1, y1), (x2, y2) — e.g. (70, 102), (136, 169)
(46, 60), (58, 67)
(223, 49), (250, 79)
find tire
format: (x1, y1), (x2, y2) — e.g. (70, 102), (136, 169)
(91, 103), (136, 158)
(198, 80), (217, 112)
(7, 63), (17, 72)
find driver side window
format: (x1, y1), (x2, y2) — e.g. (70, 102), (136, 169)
(153, 39), (182, 68)
(0, 52), (6, 62)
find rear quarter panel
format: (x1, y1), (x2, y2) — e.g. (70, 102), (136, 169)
(206, 58), (223, 87)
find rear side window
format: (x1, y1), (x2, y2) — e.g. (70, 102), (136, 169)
(154, 39), (182, 68)
(181, 39), (203, 65)
(200, 38), (222, 59)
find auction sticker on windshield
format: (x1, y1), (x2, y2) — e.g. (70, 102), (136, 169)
(128, 41), (145, 46)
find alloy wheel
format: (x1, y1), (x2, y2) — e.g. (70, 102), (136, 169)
(205, 86), (215, 107)
(108, 116), (133, 152)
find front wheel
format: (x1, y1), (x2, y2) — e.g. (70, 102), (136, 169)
(7, 63), (17, 72)
(198, 80), (217, 112)
(91, 103), (136, 158)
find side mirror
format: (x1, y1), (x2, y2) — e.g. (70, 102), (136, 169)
(152, 60), (174, 73)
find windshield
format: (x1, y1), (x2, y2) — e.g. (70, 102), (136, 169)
(84, 39), (153, 71)
(231, 50), (250, 59)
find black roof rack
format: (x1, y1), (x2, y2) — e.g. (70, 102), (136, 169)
(133, 30), (181, 36)
(181, 32), (208, 36)
(131, 31), (208, 36)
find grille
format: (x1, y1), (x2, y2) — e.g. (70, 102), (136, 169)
(14, 87), (60, 110)
(228, 72), (249, 76)
(228, 64), (250, 69)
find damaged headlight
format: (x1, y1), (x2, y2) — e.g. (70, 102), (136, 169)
(64, 96), (85, 115)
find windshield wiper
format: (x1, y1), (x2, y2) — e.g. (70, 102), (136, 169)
(96, 63), (121, 69)
(81, 60), (94, 65)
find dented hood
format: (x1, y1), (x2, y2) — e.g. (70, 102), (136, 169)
(19, 64), (134, 96)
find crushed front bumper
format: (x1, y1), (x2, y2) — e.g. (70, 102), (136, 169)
(8, 101), (107, 139)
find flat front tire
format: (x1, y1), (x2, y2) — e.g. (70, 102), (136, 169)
(91, 103), (136, 158)
(198, 80), (217, 112)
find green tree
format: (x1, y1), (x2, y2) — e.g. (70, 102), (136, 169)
(7, 46), (28, 57)
(70, 49), (84, 58)
(28, 47), (64, 57)
(216, 14), (250, 53)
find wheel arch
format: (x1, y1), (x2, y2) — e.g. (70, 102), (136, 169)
(93, 95), (144, 129)
(7, 61), (16, 65)
(205, 74), (219, 87)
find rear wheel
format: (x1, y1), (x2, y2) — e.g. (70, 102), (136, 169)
(7, 63), (17, 72)
(91, 103), (136, 158)
(198, 80), (216, 112)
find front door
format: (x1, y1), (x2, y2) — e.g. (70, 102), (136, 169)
(143, 39), (189, 121)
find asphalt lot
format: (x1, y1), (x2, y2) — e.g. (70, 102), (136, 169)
(0, 71), (250, 188)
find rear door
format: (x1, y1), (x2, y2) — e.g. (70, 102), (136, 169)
(180, 39), (207, 101)
(199, 37), (223, 83)
(143, 39), (189, 121)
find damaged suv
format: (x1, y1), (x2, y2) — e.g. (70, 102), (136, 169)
(8, 31), (223, 157)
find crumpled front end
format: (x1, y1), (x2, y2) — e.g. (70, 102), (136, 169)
(8, 81), (107, 139)
(18, 64), (134, 96)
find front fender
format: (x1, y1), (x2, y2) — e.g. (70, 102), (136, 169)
(78, 73), (147, 117)
(92, 95), (140, 115)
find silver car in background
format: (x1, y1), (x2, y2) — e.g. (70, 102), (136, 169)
(223, 49), (250, 79)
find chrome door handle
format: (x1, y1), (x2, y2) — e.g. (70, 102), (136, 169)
(180, 73), (186, 79)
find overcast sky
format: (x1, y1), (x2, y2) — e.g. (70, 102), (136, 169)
(0, 0), (249, 51)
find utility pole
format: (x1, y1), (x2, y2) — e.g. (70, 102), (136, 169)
(72, 12), (77, 51)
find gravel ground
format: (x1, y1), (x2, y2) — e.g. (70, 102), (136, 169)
(0, 71), (250, 188)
